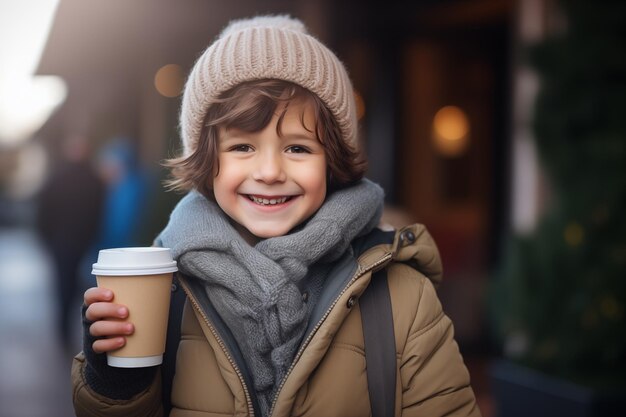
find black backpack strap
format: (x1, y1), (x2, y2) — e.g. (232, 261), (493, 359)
(360, 267), (397, 417)
(162, 274), (186, 415)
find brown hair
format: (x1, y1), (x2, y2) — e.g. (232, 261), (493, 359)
(164, 79), (366, 198)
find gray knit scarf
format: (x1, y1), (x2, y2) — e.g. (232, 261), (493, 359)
(156, 179), (384, 416)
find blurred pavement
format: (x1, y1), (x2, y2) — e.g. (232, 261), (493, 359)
(0, 227), (76, 417)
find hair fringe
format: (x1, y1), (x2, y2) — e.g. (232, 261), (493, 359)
(163, 79), (367, 198)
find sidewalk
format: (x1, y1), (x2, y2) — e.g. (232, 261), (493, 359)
(0, 228), (76, 417)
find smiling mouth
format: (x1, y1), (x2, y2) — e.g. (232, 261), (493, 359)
(246, 195), (294, 206)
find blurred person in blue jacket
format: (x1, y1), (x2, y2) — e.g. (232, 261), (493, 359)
(95, 137), (148, 250)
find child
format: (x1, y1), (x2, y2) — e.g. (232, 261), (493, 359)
(72, 15), (481, 417)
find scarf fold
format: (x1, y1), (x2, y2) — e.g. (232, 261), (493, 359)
(156, 179), (384, 416)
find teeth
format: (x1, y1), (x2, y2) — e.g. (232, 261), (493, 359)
(249, 196), (288, 205)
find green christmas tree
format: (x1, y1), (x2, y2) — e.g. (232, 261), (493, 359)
(492, 0), (626, 388)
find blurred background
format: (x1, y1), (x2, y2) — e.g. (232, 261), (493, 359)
(0, 0), (624, 416)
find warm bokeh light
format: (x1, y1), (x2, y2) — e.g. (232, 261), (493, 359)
(600, 296), (622, 320)
(432, 105), (470, 157)
(354, 90), (366, 120)
(564, 222), (584, 247)
(154, 64), (184, 98)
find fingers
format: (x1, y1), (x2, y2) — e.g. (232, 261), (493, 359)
(92, 336), (127, 354)
(83, 286), (135, 354)
(88, 319), (134, 354)
(84, 287), (129, 323)
(84, 287), (113, 306)
(85, 301), (129, 323)
(90, 320), (134, 338)
(90, 321), (134, 353)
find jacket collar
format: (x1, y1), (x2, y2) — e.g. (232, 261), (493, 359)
(357, 223), (443, 288)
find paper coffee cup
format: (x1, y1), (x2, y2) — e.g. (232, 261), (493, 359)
(92, 247), (178, 368)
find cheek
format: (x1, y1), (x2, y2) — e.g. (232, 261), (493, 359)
(211, 169), (233, 205)
(212, 175), (239, 221)
(211, 177), (225, 206)
(300, 160), (327, 205)
(207, 156), (221, 193)
(210, 169), (221, 195)
(211, 155), (235, 191)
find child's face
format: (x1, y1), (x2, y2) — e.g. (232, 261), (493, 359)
(213, 99), (327, 242)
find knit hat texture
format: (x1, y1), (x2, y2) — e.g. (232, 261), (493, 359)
(179, 15), (357, 156)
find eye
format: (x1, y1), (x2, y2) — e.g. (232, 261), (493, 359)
(229, 144), (253, 152)
(286, 145), (310, 154)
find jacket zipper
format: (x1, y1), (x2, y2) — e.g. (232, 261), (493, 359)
(268, 252), (393, 416)
(179, 278), (255, 417)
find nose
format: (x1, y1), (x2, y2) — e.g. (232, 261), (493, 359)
(252, 150), (286, 184)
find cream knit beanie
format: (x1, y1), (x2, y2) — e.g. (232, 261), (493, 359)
(179, 15), (358, 156)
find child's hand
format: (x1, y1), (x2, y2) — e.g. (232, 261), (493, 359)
(84, 287), (134, 354)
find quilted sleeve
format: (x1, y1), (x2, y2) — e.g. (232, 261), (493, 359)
(393, 267), (481, 417)
(72, 352), (164, 417)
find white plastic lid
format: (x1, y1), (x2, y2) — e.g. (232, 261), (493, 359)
(92, 247), (178, 276)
